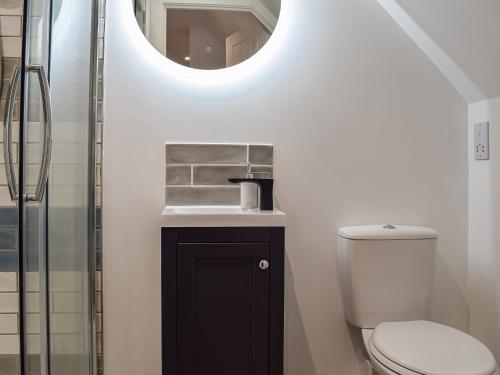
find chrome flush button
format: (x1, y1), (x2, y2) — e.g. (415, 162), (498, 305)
(383, 224), (396, 229)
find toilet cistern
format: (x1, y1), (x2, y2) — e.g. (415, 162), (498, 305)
(336, 224), (498, 375)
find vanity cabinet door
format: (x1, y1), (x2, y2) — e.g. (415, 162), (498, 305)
(162, 227), (284, 375)
(177, 243), (270, 375)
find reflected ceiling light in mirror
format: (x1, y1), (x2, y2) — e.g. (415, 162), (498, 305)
(120, 0), (291, 88)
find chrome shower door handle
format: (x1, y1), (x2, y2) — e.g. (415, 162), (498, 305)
(2, 65), (21, 201)
(25, 65), (52, 202)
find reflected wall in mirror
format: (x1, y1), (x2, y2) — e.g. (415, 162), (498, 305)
(133, 0), (281, 70)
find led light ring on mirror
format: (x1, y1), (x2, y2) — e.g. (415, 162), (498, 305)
(122, 0), (291, 87)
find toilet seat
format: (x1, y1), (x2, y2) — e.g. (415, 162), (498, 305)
(369, 342), (423, 375)
(368, 320), (497, 375)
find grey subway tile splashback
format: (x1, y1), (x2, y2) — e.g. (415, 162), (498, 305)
(193, 165), (246, 185)
(166, 143), (247, 164)
(249, 145), (273, 165)
(166, 165), (191, 185)
(166, 186), (240, 206)
(252, 165), (273, 178)
(165, 143), (273, 206)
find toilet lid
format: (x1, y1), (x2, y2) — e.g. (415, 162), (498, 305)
(371, 321), (497, 375)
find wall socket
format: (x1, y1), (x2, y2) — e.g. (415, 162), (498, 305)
(474, 122), (489, 160)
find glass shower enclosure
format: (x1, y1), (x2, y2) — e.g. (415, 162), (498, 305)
(0, 0), (100, 374)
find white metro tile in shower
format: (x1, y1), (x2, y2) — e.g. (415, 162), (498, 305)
(0, 144), (18, 164)
(0, 123), (20, 143)
(0, 167), (6, 186)
(53, 292), (84, 313)
(0, 335), (19, 355)
(52, 122), (86, 142)
(0, 314), (17, 334)
(26, 334), (40, 355)
(52, 334), (84, 354)
(25, 272), (39, 293)
(51, 143), (86, 165)
(0, 273), (17, 292)
(0, 189), (16, 207)
(25, 314), (40, 335)
(0, 37), (22, 57)
(0, 0), (23, 16)
(0, 293), (18, 313)
(25, 293), (40, 314)
(48, 186), (85, 207)
(0, 16), (21, 36)
(50, 272), (84, 292)
(51, 313), (84, 334)
(52, 165), (85, 186)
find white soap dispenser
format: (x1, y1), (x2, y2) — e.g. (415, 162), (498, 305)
(240, 163), (258, 210)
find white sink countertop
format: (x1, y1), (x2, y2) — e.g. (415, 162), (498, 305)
(162, 206), (286, 227)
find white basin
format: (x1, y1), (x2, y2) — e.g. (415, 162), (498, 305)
(162, 206), (286, 227)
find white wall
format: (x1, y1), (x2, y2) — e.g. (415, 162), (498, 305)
(103, 0), (469, 374)
(468, 97), (500, 361)
(396, 0), (500, 101)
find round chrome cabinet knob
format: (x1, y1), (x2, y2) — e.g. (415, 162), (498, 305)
(259, 260), (270, 270)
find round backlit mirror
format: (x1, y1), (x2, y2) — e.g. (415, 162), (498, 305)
(133, 0), (281, 70)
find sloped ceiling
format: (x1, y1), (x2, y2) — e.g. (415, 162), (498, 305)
(384, 0), (500, 102)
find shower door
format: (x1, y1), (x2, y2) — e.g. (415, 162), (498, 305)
(1, 0), (98, 374)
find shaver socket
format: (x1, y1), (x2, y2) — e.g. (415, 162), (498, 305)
(474, 122), (489, 160)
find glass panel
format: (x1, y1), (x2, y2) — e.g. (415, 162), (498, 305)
(95, 3), (105, 373)
(1, 0), (98, 374)
(0, 0), (23, 374)
(48, 0), (93, 373)
(22, 0), (52, 374)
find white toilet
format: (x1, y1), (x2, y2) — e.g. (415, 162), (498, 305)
(337, 225), (499, 375)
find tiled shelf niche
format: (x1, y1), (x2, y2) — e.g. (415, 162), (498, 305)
(165, 143), (274, 206)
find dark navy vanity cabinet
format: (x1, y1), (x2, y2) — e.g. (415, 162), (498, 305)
(161, 227), (285, 375)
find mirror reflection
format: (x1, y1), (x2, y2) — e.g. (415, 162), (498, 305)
(133, 0), (281, 70)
